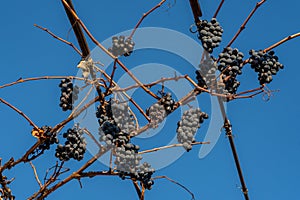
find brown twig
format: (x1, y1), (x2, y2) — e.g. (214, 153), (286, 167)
(227, 0), (266, 47)
(153, 176), (195, 200)
(222, 118), (249, 200)
(29, 162), (43, 188)
(0, 98), (39, 130)
(132, 180), (142, 199)
(129, 0), (166, 39)
(105, 60), (117, 96)
(34, 24), (82, 56)
(213, 0), (225, 18)
(0, 76), (91, 89)
(263, 32), (300, 53)
(139, 141), (210, 154)
(83, 128), (103, 150)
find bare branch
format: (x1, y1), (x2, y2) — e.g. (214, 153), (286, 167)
(153, 176), (195, 200)
(129, 0), (167, 39)
(29, 162), (43, 188)
(227, 0), (266, 47)
(0, 98), (39, 130)
(34, 24), (82, 56)
(139, 141), (210, 154)
(213, 0), (225, 18)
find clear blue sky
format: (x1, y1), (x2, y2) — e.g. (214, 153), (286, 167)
(1, 0), (300, 199)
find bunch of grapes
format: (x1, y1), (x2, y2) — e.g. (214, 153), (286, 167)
(249, 50), (284, 85)
(196, 57), (217, 90)
(177, 108), (209, 151)
(59, 78), (79, 111)
(115, 144), (155, 190)
(160, 92), (176, 114)
(135, 162), (155, 190)
(218, 47), (244, 94)
(96, 99), (134, 146)
(197, 18), (223, 53)
(146, 103), (166, 128)
(111, 100), (136, 134)
(99, 121), (129, 147)
(114, 143), (142, 175)
(55, 126), (86, 161)
(108, 35), (135, 57)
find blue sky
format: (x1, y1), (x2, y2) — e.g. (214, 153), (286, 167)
(1, 0), (300, 200)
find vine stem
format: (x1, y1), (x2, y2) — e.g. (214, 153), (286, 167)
(29, 162), (42, 188)
(138, 141), (210, 154)
(0, 76), (91, 89)
(153, 176), (195, 200)
(217, 97), (250, 200)
(213, 0), (225, 18)
(263, 32), (300, 52)
(34, 24), (82, 56)
(227, 0), (266, 47)
(0, 98), (39, 130)
(128, 0), (166, 39)
(189, 0), (202, 24)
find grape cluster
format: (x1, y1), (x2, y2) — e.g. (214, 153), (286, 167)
(196, 57), (217, 90)
(115, 143), (142, 174)
(135, 162), (155, 190)
(108, 35), (135, 57)
(218, 47), (244, 94)
(177, 108), (209, 151)
(55, 126), (86, 161)
(59, 78), (79, 111)
(97, 99), (135, 146)
(249, 50), (284, 85)
(115, 144), (155, 190)
(160, 92), (176, 114)
(99, 121), (129, 147)
(146, 103), (167, 128)
(111, 100), (136, 134)
(197, 18), (223, 53)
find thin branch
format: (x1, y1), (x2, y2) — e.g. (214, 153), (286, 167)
(105, 60), (117, 96)
(263, 32), (300, 52)
(227, 0), (266, 47)
(153, 176), (195, 200)
(139, 141), (210, 154)
(132, 180), (142, 199)
(29, 162), (43, 188)
(34, 24), (82, 56)
(213, 0), (225, 18)
(83, 128), (103, 150)
(128, 0), (167, 39)
(0, 76), (91, 89)
(0, 98), (39, 130)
